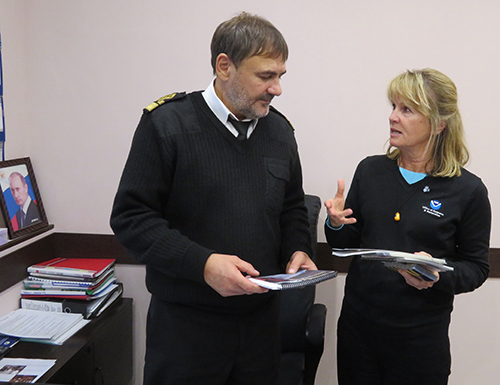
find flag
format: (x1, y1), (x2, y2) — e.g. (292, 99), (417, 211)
(0, 32), (5, 160)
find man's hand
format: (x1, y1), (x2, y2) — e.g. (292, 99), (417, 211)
(286, 251), (317, 274)
(204, 253), (269, 297)
(398, 251), (439, 290)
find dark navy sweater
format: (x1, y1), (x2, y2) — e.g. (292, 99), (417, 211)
(326, 155), (491, 327)
(111, 91), (311, 313)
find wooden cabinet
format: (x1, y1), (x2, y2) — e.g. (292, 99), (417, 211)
(5, 298), (133, 385)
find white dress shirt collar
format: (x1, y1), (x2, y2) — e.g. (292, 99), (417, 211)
(202, 80), (257, 138)
(21, 195), (32, 214)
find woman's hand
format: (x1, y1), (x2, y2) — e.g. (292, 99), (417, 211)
(324, 179), (357, 228)
(398, 251), (440, 290)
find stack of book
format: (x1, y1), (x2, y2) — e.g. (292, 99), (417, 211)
(20, 258), (123, 319)
(331, 248), (454, 282)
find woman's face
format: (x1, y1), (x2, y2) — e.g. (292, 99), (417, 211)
(389, 99), (432, 156)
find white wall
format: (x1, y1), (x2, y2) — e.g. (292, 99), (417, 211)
(1, 1), (499, 384)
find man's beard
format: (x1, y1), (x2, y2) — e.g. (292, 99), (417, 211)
(225, 76), (273, 119)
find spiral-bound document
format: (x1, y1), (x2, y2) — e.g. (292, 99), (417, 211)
(248, 270), (338, 290)
(331, 248), (454, 282)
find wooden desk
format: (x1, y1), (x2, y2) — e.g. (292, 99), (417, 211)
(4, 298), (133, 385)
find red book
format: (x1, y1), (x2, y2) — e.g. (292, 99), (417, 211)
(27, 258), (115, 279)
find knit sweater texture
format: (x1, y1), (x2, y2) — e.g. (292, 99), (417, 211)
(111, 91), (311, 313)
(325, 155), (491, 327)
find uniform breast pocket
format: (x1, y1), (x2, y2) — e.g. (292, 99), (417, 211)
(265, 158), (290, 216)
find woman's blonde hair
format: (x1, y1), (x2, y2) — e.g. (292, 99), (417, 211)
(386, 68), (469, 177)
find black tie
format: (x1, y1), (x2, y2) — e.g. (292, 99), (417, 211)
(228, 116), (250, 141)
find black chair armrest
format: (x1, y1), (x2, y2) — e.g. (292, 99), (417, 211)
(303, 303), (327, 385)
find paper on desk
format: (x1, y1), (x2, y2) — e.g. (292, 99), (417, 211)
(0, 357), (56, 383)
(0, 309), (83, 339)
(21, 318), (90, 345)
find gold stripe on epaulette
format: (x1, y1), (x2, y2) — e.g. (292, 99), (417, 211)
(144, 93), (178, 112)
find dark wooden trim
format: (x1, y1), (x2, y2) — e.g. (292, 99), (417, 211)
(316, 242), (352, 273)
(0, 224), (54, 253)
(0, 232), (139, 293)
(488, 248), (500, 278)
(1, 234), (499, 294)
(52, 232), (137, 264)
(0, 232), (56, 293)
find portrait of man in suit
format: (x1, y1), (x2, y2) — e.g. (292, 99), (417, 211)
(8, 171), (40, 230)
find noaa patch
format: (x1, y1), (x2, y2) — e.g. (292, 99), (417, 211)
(422, 200), (444, 218)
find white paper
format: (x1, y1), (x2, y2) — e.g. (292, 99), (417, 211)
(0, 357), (56, 383)
(0, 309), (83, 339)
(331, 248), (453, 270)
(21, 318), (90, 345)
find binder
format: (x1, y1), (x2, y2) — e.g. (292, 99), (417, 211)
(23, 270), (116, 290)
(27, 258), (115, 279)
(0, 335), (20, 358)
(20, 281), (118, 300)
(20, 283), (123, 319)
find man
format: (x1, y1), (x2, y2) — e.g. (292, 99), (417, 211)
(111, 12), (316, 385)
(9, 172), (40, 230)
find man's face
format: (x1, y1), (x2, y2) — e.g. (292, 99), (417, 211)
(10, 176), (29, 207)
(224, 55), (287, 120)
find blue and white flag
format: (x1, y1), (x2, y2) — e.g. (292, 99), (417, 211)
(0, 32), (5, 160)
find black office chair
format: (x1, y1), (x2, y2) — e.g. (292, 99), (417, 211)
(278, 194), (328, 385)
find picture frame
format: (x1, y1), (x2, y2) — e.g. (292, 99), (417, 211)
(0, 157), (49, 239)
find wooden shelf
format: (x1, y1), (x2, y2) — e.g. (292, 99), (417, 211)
(0, 224), (54, 253)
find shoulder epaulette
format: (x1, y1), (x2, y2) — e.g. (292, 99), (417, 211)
(269, 105), (294, 131)
(143, 92), (187, 113)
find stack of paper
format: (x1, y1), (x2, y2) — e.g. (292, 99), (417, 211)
(22, 258), (117, 300)
(0, 309), (89, 345)
(19, 258), (123, 318)
(331, 248), (454, 281)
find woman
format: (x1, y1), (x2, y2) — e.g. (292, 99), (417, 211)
(324, 68), (491, 385)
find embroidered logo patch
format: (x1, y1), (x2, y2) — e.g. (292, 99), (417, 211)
(422, 199), (444, 218)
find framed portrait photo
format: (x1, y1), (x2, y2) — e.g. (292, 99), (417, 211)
(0, 157), (49, 239)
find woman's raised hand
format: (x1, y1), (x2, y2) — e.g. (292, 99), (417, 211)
(324, 179), (357, 228)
